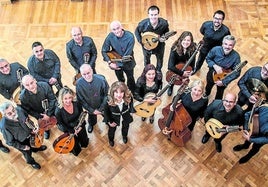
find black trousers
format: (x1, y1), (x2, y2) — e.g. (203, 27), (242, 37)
(18, 137), (36, 164)
(72, 126), (89, 156)
(115, 68), (135, 93)
(142, 46), (165, 72)
(242, 140), (265, 158)
(237, 92), (253, 112)
(205, 68), (226, 100)
(204, 130), (228, 144)
(108, 122), (130, 141)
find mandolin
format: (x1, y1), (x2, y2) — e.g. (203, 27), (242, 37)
(73, 53), (90, 86)
(141, 31), (177, 50)
(134, 76), (177, 118)
(166, 41), (203, 85)
(205, 118), (241, 139)
(25, 117), (45, 148)
(107, 51), (133, 68)
(53, 111), (88, 154)
(213, 60), (248, 82)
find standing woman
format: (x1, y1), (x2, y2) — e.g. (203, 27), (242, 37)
(55, 86), (89, 156)
(133, 64), (162, 123)
(103, 81), (136, 147)
(167, 31), (197, 96)
(170, 79), (208, 131)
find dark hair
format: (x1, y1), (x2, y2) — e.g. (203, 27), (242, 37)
(213, 10), (225, 20)
(138, 64), (157, 84)
(148, 5), (159, 14)
(172, 31), (196, 56)
(32, 41), (43, 49)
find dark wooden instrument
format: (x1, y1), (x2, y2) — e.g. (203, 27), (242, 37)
(12, 69), (23, 105)
(38, 99), (57, 131)
(73, 53), (90, 86)
(213, 60), (248, 82)
(134, 76), (177, 118)
(166, 41), (203, 85)
(141, 31), (177, 50)
(205, 118), (241, 139)
(107, 51), (133, 68)
(25, 117), (44, 148)
(246, 97), (263, 136)
(158, 81), (192, 146)
(53, 111), (88, 154)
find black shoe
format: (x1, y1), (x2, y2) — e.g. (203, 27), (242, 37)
(44, 131), (50, 139)
(38, 145), (47, 152)
(167, 87), (173, 96)
(87, 124), (93, 133)
(123, 137), (128, 144)
(109, 140), (114, 147)
(239, 154), (252, 164)
(149, 116), (154, 124)
(201, 134), (210, 144)
(0, 146), (10, 153)
(141, 117), (146, 121)
(30, 162), (41, 169)
(215, 142), (222, 153)
(233, 144), (250, 152)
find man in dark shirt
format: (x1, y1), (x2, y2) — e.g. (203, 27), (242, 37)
(205, 35), (241, 100)
(233, 93), (268, 164)
(76, 64), (109, 133)
(237, 63), (268, 112)
(201, 92), (244, 152)
(194, 10), (231, 73)
(0, 101), (47, 169)
(102, 20), (136, 93)
(27, 41), (62, 93)
(0, 58), (28, 101)
(20, 75), (57, 139)
(135, 5), (169, 75)
(66, 26), (98, 74)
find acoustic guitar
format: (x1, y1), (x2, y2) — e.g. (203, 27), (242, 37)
(213, 60), (248, 82)
(246, 97), (263, 136)
(25, 117), (44, 148)
(12, 69), (24, 105)
(205, 118), (241, 139)
(134, 76), (177, 118)
(141, 31), (177, 50)
(166, 41), (203, 85)
(53, 111), (88, 154)
(73, 53), (90, 86)
(107, 51), (133, 68)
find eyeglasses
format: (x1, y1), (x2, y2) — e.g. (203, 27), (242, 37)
(0, 64), (9, 70)
(223, 100), (235, 104)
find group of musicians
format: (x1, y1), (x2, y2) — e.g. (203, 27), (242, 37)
(0, 5), (268, 170)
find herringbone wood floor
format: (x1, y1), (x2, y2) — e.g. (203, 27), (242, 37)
(0, 0), (268, 186)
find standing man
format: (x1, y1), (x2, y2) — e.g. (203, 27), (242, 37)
(204, 35), (241, 100)
(76, 64), (109, 133)
(66, 26), (98, 74)
(0, 58), (28, 101)
(194, 10), (231, 73)
(102, 21), (136, 93)
(237, 63), (268, 112)
(135, 5), (169, 76)
(27, 41), (62, 93)
(201, 92), (244, 152)
(20, 75), (57, 139)
(0, 102), (47, 169)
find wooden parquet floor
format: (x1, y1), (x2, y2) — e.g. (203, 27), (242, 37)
(0, 0), (268, 186)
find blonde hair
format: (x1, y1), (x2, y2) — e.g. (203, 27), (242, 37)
(57, 86), (77, 108)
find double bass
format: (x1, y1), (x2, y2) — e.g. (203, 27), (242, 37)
(158, 80), (192, 146)
(53, 111), (88, 154)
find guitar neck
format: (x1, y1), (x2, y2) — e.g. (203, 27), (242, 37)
(217, 126), (240, 133)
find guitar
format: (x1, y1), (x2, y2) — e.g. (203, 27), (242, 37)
(246, 97), (263, 136)
(205, 118), (241, 139)
(107, 51), (133, 68)
(166, 41), (203, 85)
(73, 53), (90, 86)
(141, 30), (177, 50)
(213, 60), (248, 82)
(134, 76), (177, 118)
(25, 117), (44, 148)
(53, 111), (88, 154)
(12, 69), (24, 105)
(38, 99), (57, 131)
